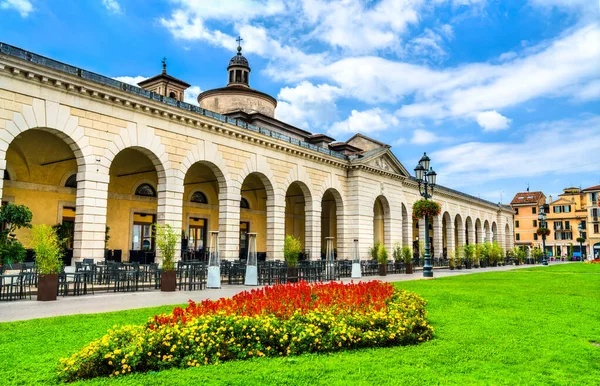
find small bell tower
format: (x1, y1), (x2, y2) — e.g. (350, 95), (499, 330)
(227, 36), (251, 87)
(138, 58), (191, 102)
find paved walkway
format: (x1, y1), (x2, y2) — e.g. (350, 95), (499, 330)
(0, 262), (569, 323)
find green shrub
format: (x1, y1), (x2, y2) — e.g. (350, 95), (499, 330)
(284, 235), (302, 267)
(377, 245), (389, 265)
(463, 244), (475, 262)
(30, 224), (62, 275)
(401, 245), (412, 264)
(154, 223), (178, 271)
(0, 203), (32, 265)
(369, 241), (382, 261)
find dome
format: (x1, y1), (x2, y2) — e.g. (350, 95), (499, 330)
(229, 52), (248, 67)
(228, 46), (249, 69)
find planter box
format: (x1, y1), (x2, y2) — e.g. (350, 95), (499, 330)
(161, 270), (177, 292)
(405, 263), (413, 274)
(37, 274), (59, 301)
(287, 267), (298, 283)
(378, 263), (387, 276)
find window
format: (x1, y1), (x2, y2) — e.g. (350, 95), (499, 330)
(532, 207), (536, 214)
(592, 208), (599, 218)
(533, 220), (537, 227)
(515, 220), (519, 228)
(65, 174), (77, 188)
(3, 170), (9, 180)
(565, 205), (571, 213)
(515, 208), (519, 215)
(534, 233), (538, 241)
(565, 221), (570, 230)
(229, 70), (234, 83)
(190, 191), (208, 204)
(595, 224), (599, 233)
(516, 233), (520, 241)
(135, 183), (156, 197)
(240, 198), (250, 209)
(169, 91), (176, 99)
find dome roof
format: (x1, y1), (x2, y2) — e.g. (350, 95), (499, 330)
(228, 46), (249, 69)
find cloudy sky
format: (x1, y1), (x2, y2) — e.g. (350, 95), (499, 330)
(2, 0), (599, 203)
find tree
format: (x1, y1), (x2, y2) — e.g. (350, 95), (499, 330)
(0, 203), (32, 265)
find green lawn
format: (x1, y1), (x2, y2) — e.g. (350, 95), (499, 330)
(1, 264), (599, 385)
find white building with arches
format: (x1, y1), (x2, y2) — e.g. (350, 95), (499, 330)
(0, 42), (514, 264)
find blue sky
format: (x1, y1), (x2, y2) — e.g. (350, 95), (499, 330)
(1, 0), (599, 203)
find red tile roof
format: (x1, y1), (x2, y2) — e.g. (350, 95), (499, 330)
(582, 184), (600, 192)
(510, 191), (545, 205)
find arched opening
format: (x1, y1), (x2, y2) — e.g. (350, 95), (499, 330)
(484, 220), (491, 243)
(454, 214), (464, 249)
(475, 218), (482, 244)
(373, 195), (389, 248)
(442, 211), (452, 258)
(107, 148), (160, 263)
(285, 181), (310, 259)
(3, 129), (81, 264)
(465, 216), (473, 245)
(182, 161), (223, 261)
(240, 172), (272, 260)
(401, 203), (409, 247)
(321, 188), (342, 260)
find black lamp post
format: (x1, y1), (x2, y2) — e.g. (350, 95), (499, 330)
(538, 204), (548, 266)
(577, 222), (585, 261)
(414, 152), (437, 278)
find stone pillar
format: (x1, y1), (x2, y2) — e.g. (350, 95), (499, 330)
(456, 223), (466, 248)
(305, 203), (321, 261)
(73, 163), (110, 263)
(446, 223), (455, 256)
(267, 194), (285, 260)
(433, 216), (443, 258)
(219, 190), (241, 260)
(156, 171), (184, 265)
(418, 218), (426, 246)
(485, 227), (491, 244)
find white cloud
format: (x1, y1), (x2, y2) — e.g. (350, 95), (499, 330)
(432, 116), (600, 187)
(184, 86), (202, 106)
(0, 0), (33, 17)
(476, 110), (512, 131)
(329, 108), (399, 136)
(102, 0), (121, 14)
(275, 81), (342, 131)
(113, 76), (147, 86)
(411, 129), (449, 144)
(574, 80), (600, 101)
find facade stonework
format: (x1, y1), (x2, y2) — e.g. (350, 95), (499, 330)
(0, 44), (514, 265)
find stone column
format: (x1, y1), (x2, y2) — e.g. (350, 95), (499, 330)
(219, 189), (241, 260)
(433, 216), (443, 258)
(267, 193), (285, 260)
(304, 203), (322, 261)
(485, 227), (491, 243)
(446, 222), (455, 256)
(456, 223), (466, 249)
(156, 171), (184, 264)
(73, 162), (110, 263)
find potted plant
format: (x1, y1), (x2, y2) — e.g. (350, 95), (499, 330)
(284, 235), (302, 283)
(392, 243), (402, 272)
(488, 242), (503, 267)
(455, 247), (463, 269)
(376, 243), (389, 276)
(463, 244), (475, 269)
(0, 203), (32, 269)
(448, 249), (455, 270)
(532, 247), (543, 264)
(154, 223), (178, 291)
(401, 245), (413, 274)
(31, 224), (62, 301)
(474, 244), (483, 268)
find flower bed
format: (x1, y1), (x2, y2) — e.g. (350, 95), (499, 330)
(58, 281), (433, 382)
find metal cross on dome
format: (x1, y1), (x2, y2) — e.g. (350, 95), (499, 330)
(236, 36), (243, 51)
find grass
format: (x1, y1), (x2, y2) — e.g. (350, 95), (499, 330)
(1, 263), (599, 385)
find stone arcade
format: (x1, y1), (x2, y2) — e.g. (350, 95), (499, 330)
(0, 42), (514, 265)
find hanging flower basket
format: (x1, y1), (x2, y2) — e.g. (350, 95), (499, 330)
(536, 228), (551, 237)
(412, 199), (441, 219)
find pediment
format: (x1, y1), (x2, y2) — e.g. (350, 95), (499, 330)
(354, 149), (410, 177)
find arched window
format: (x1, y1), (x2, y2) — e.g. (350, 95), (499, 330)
(169, 91), (176, 99)
(135, 183), (156, 197)
(3, 170), (9, 181)
(240, 198), (250, 209)
(190, 191), (208, 204)
(65, 174), (77, 188)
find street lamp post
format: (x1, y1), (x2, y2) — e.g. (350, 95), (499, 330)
(414, 152), (437, 278)
(538, 205), (548, 266)
(577, 222), (585, 261)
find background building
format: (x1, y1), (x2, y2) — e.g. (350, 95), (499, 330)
(582, 184), (600, 258)
(0, 42), (514, 264)
(510, 191), (546, 251)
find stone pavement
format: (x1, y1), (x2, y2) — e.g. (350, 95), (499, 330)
(0, 262), (569, 323)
